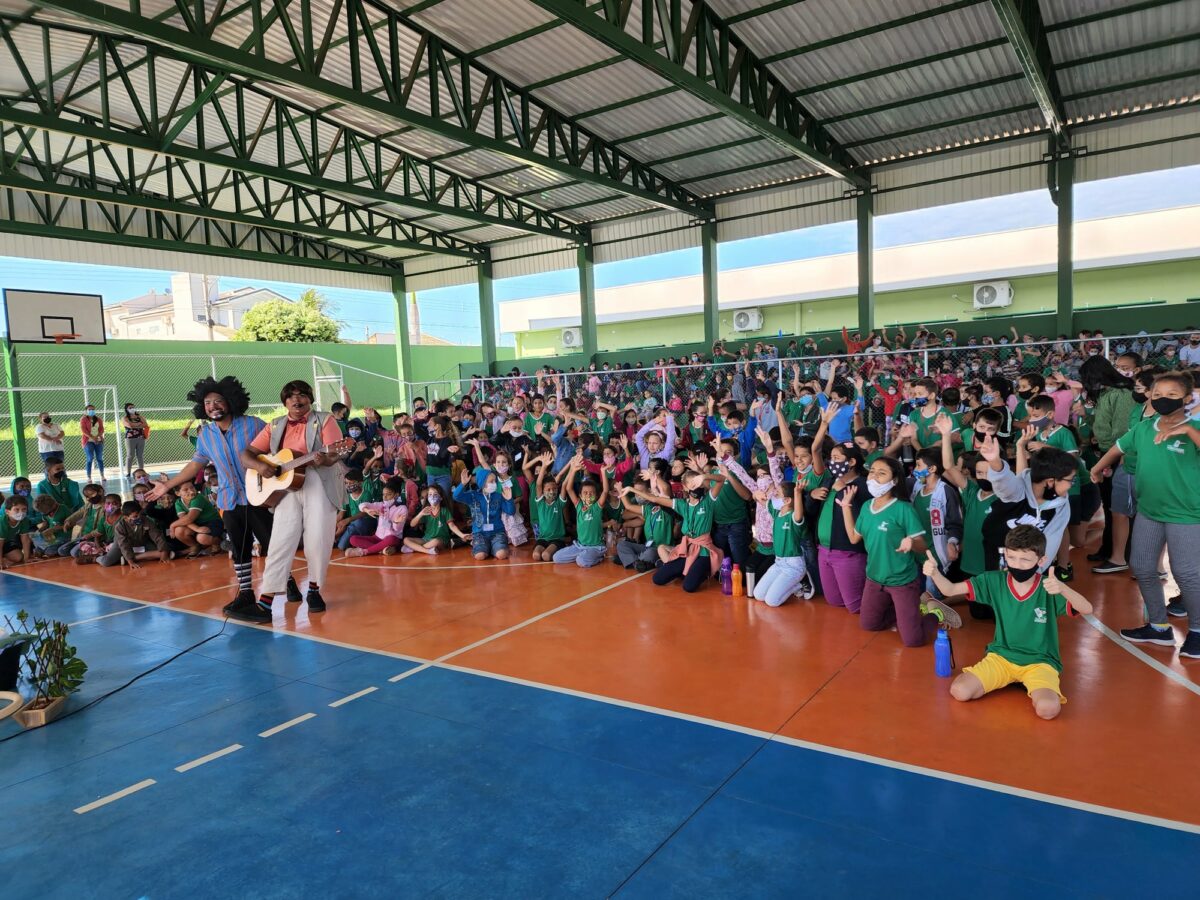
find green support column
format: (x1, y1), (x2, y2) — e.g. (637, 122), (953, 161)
(578, 235), (598, 364)
(390, 272), (411, 409)
(701, 219), (719, 346)
(477, 256), (497, 377)
(3, 341), (28, 476)
(856, 190), (875, 336)
(1055, 154), (1074, 336)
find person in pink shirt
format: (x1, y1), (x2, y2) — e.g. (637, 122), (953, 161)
(1045, 372), (1081, 426)
(345, 477), (408, 557)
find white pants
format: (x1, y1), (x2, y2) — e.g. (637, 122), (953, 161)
(261, 473), (337, 595)
(753, 556), (807, 607)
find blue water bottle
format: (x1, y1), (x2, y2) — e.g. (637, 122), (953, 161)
(720, 557), (733, 595)
(934, 630), (954, 677)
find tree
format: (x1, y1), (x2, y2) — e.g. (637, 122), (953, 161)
(233, 289), (341, 343)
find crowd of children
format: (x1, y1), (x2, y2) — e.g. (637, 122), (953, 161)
(3, 328), (1198, 719)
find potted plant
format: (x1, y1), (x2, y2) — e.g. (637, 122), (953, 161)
(0, 631), (28, 722)
(2, 611), (87, 729)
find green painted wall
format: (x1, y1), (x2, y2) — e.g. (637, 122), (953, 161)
(513, 256), (1200, 360)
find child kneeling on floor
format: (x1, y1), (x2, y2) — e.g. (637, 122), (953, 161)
(752, 480), (810, 607)
(923, 524), (1093, 720)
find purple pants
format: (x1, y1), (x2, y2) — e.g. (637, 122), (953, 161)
(818, 547), (867, 613)
(860, 575), (939, 647)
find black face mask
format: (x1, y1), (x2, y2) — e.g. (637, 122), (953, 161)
(828, 461), (850, 478)
(1043, 484), (1059, 501)
(689, 487), (707, 500)
(1151, 397), (1185, 416)
(1132, 390), (1147, 404)
(1006, 563), (1040, 583)
(976, 478), (993, 493)
(1016, 389), (1034, 400)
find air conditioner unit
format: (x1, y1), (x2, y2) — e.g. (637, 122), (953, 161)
(732, 308), (764, 332)
(973, 281), (1014, 310)
(561, 327), (582, 348)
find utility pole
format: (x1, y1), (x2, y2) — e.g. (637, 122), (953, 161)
(202, 274), (214, 341)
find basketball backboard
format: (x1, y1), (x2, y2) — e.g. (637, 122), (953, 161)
(2, 289), (106, 344)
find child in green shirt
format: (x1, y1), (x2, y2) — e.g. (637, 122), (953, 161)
(0, 495), (34, 569)
(925, 524), (1093, 720)
(170, 481), (224, 557)
(403, 484), (463, 555)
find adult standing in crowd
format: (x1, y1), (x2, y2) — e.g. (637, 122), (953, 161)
(147, 376), (303, 619)
(80, 402), (106, 483)
(34, 412), (65, 463)
(122, 402), (149, 479)
(1079, 356), (1135, 572)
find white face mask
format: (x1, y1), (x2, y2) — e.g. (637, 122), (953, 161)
(866, 479), (895, 498)
(595, 410), (607, 420)
(495, 463), (509, 474)
(10, 510), (26, 521)
(484, 482), (497, 494)
(770, 498), (785, 510)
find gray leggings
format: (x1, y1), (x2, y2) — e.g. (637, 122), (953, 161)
(552, 541), (605, 568)
(1130, 514), (1200, 630)
(125, 435), (145, 474)
(616, 539), (658, 568)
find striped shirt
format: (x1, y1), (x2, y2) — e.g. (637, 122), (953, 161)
(192, 416), (266, 511)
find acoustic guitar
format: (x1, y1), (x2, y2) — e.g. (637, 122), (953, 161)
(245, 438), (354, 507)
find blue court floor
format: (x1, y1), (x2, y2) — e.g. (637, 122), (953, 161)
(2, 575), (1197, 898)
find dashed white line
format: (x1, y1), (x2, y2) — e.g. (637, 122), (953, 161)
(258, 713), (317, 737)
(174, 743), (243, 773)
(74, 779), (157, 814)
(328, 686), (378, 707)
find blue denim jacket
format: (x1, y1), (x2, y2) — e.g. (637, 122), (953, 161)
(453, 484), (514, 533)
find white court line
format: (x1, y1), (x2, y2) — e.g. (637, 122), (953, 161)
(73, 779), (156, 815)
(69, 605), (150, 627)
(174, 743), (243, 773)
(331, 560), (545, 571)
(328, 686), (377, 707)
(258, 712), (317, 738)
(389, 665), (431, 683)
(1082, 613), (1200, 698)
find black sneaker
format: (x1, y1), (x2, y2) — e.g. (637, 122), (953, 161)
(1180, 632), (1200, 660)
(1086, 551), (1108, 562)
(1167, 597), (1187, 618)
(1119, 624), (1176, 646)
(228, 599), (273, 624)
(223, 590), (257, 616)
(306, 588), (326, 613)
(1055, 563), (1074, 583)
(1090, 560), (1129, 575)
(285, 576), (303, 603)
(634, 560), (652, 572)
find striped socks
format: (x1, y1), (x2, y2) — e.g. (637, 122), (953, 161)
(234, 562), (252, 594)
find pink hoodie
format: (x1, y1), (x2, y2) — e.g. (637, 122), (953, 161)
(359, 501), (408, 540)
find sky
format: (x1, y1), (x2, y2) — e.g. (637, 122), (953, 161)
(2, 165), (1198, 345)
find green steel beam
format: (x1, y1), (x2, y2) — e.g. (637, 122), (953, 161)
(391, 272), (412, 408)
(527, 0), (869, 188)
(36, 0), (709, 216)
(477, 256), (497, 376)
(701, 219), (719, 347)
(0, 17), (584, 244)
(1053, 153), (1074, 336)
(856, 191), (874, 336)
(989, 0), (1069, 149)
(2, 340), (27, 477)
(577, 235), (597, 361)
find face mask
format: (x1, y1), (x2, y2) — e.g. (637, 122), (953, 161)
(1006, 563), (1039, 583)
(911, 397), (929, 408)
(828, 460), (849, 478)
(866, 479), (894, 498)
(104, 503), (117, 513)
(1132, 390), (1147, 404)
(129, 516), (142, 526)
(689, 487), (706, 500)
(1017, 389), (1034, 400)
(349, 429), (362, 438)
(392, 498), (403, 507)
(873, 339), (881, 346)
(981, 393), (995, 405)
(428, 495), (440, 506)
(484, 482), (497, 494)
(137, 477), (150, 485)
(797, 463), (812, 475)
(999, 339), (1009, 345)
(976, 478), (993, 493)
(85, 410), (96, 417)
(799, 395), (814, 406)
(10, 509), (26, 521)
(912, 468), (930, 480)
(770, 498), (785, 510)
(41, 417), (50, 424)
(595, 410), (607, 420)
(887, 387), (897, 395)
(16, 489), (30, 498)
(1042, 484), (1059, 501)
(1151, 397), (1185, 416)
(49, 471), (63, 482)
(495, 463), (509, 474)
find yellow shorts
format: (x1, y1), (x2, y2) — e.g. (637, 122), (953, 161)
(962, 653), (1066, 703)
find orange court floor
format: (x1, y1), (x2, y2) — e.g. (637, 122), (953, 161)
(5, 538), (1198, 833)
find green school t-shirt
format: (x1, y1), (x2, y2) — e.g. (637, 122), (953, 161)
(343, 490), (367, 517)
(175, 495), (221, 525)
(422, 507), (452, 542)
(913, 407), (950, 448)
(855, 498), (926, 587)
(0, 515), (32, 541)
(711, 471), (749, 525)
(642, 503), (674, 547)
(575, 501), (603, 547)
(603, 498), (625, 523)
(533, 495), (567, 542)
(523, 412), (554, 436)
(770, 505), (804, 558)
(590, 415), (613, 442)
(959, 486), (996, 577)
(672, 496), (715, 556)
(1121, 408), (1154, 476)
(1116, 418), (1200, 524)
(968, 570), (1070, 671)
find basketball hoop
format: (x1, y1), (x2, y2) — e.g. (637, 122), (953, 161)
(49, 333), (81, 344)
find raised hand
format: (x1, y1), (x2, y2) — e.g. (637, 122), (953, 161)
(922, 550), (939, 577)
(835, 484), (857, 508)
(1043, 568), (1063, 595)
(459, 467), (471, 486)
(933, 412), (954, 435)
(1017, 425), (1036, 446)
(978, 434), (1000, 464)
(821, 401), (840, 424)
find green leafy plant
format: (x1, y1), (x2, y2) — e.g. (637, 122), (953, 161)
(2, 610), (87, 709)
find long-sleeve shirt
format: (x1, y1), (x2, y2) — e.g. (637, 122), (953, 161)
(1092, 387), (1135, 451)
(725, 457), (780, 545)
(549, 424), (577, 475)
(113, 517), (169, 563)
(990, 461), (1070, 570)
(358, 501), (408, 540)
(634, 417), (677, 468)
(706, 415), (757, 467)
(452, 485), (514, 533)
(80, 414), (104, 447)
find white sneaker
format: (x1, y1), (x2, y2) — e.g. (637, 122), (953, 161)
(795, 574), (816, 601)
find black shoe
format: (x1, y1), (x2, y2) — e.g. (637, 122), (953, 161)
(1090, 560), (1129, 575)
(1055, 564), (1074, 583)
(228, 600), (273, 624)
(1119, 624), (1176, 646)
(223, 590), (257, 616)
(1180, 632), (1200, 660)
(1086, 551), (1108, 562)
(1167, 597), (1187, 618)
(306, 589), (326, 613)
(634, 560), (652, 572)
(285, 577), (304, 603)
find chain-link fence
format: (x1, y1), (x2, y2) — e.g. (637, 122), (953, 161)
(1, 352), (405, 481)
(0, 385), (120, 480)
